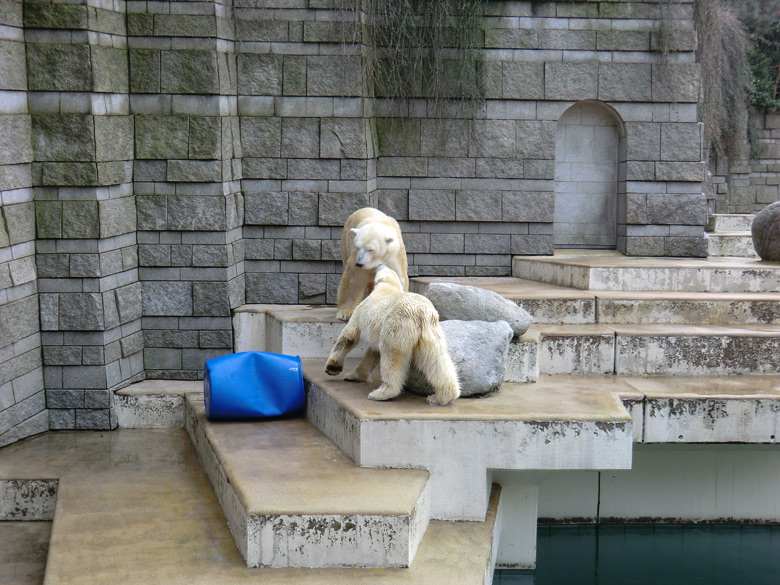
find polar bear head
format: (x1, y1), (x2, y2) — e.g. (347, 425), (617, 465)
(351, 222), (400, 269)
(373, 264), (404, 291)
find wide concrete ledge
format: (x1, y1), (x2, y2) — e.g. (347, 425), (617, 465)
(512, 250), (780, 292)
(115, 379), (201, 429)
(185, 396), (431, 569)
(0, 430), (502, 584)
(304, 360), (634, 522)
(412, 276), (780, 325)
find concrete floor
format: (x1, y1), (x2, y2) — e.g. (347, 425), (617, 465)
(0, 522), (50, 585)
(0, 429), (499, 584)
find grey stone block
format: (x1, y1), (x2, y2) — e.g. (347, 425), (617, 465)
(288, 192), (319, 225)
(99, 197), (136, 238)
(129, 49), (161, 93)
(40, 162), (98, 186)
(655, 161), (705, 182)
(599, 64), (651, 101)
(2, 202), (34, 246)
(0, 117), (32, 166)
(61, 201), (99, 239)
(26, 44), (91, 92)
(647, 193), (707, 225)
(237, 54), (283, 95)
(409, 190), (456, 221)
(49, 409), (75, 430)
(377, 119), (421, 157)
(92, 46), (129, 93)
(597, 30), (650, 51)
(652, 63), (701, 103)
(318, 192), (369, 225)
(661, 123), (701, 162)
(420, 119), (468, 157)
(161, 50), (219, 94)
(58, 293), (104, 331)
(62, 365), (107, 390)
(298, 273), (326, 302)
(46, 389), (84, 409)
(430, 233), (464, 254)
(193, 282), (229, 316)
(154, 14), (216, 38)
(241, 116), (281, 157)
(545, 62), (598, 100)
(0, 40), (27, 90)
(245, 272), (298, 304)
(245, 191), (288, 225)
(69, 254), (100, 278)
(306, 55), (362, 97)
(321, 119), (370, 159)
(236, 17), (288, 42)
(32, 115), (95, 162)
(485, 29), (537, 49)
(136, 196), (167, 231)
(167, 160), (221, 182)
(95, 116), (134, 163)
(282, 118), (321, 158)
(75, 408), (112, 430)
(144, 330), (198, 349)
(503, 191), (554, 222)
(465, 234), (510, 254)
(167, 195), (226, 231)
(469, 120), (515, 159)
(199, 330), (232, 349)
(182, 348), (228, 371)
(627, 122), (660, 160)
(135, 116), (189, 160)
(377, 157), (427, 177)
(502, 62), (544, 100)
(292, 239), (321, 260)
(189, 116), (221, 160)
(142, 281), (193, 316)
(139, 244), (171, 267)
(664, 236), (708, 257)
(454, 190), (501, 222)
(82, 346), (105, 366)
(85, 389), (111, 409)
(405, 320), (512, 398)
(516, 120), (556, 159)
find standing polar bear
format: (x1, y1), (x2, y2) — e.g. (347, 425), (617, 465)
(336, 207), (408, 321)
(326, 264), (460, 406)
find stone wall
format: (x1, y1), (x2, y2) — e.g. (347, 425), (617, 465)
(708, 110), (780, 214)
(1, 0), (46, 447)
(0, 0), (710, 444)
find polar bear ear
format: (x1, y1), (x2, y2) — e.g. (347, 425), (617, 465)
(350, 228), (360, 235)
(385, 236), (394, 244)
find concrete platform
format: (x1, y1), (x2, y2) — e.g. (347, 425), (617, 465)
(512, 250), (780, 292)
(304, 359), (634, 522)
(185, 395), (431, 569)
(0, 430), (502, 585)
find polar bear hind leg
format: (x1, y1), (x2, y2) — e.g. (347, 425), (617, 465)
(414, 321), (460, 406)
(345, 348), (380, 382)
(368, 348), (412, 401)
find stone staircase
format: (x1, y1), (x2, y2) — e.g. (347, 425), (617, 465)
(3, 250), (780, 583)
(706, 213), (758, 258)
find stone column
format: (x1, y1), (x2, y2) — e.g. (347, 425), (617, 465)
(0, 0), (46, 446)
(27, 0), (142, 430)
(129, 0), (244, 379)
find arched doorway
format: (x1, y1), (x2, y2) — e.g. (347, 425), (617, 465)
(554, 101), (624, 248)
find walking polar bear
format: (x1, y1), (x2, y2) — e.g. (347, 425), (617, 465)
(336, 207), (408, 322)
(326, 264), (460, 406)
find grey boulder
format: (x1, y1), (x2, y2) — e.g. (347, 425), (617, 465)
(423, 283), (532, 336)
(405, 320), (512, 398)
(752, 201), (780, 262)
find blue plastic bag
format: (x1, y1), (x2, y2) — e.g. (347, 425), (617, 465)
(204, 351), (305, 420)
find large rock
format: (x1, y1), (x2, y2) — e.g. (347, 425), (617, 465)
(752, 201), (780, 262)
(405, 320), (512, 398)
(423, 283), (532, 336)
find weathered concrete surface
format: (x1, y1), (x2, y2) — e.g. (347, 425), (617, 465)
(0, 479), (57, 520)
(114, 379), (200, 428)
(0, 430), (501, 584)
(512, 250), (780, 292)
(185, 396), (431, 569)
(707, 232), (758, 258)
(304, 360), (634, 522)
(0, 521), (51, 585)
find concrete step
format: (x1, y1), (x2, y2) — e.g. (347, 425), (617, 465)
(185, 395), (431, 569)
(0, 429), (502, 585)
(707, 213), (755, 233)
(511, 250), (780, 292)
(304, 359), (633, 522)
(707, 232), (758, 258)
(410, 277), (780, 325)
(530, 323), (780, 376)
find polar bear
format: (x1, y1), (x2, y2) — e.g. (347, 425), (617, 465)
(325, 264), (460, 406)
(336, 207), (408, 322)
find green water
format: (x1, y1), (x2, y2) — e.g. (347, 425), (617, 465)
(494, 525), (780, 585)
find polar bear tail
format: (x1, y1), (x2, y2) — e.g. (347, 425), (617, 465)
(415, 316), (460, 406)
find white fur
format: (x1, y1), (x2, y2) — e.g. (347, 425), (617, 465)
(326, 265), (460, 406)
(336, 208), (408, 322)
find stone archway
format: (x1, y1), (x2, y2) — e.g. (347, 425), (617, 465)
(554, 101), (624, 248)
